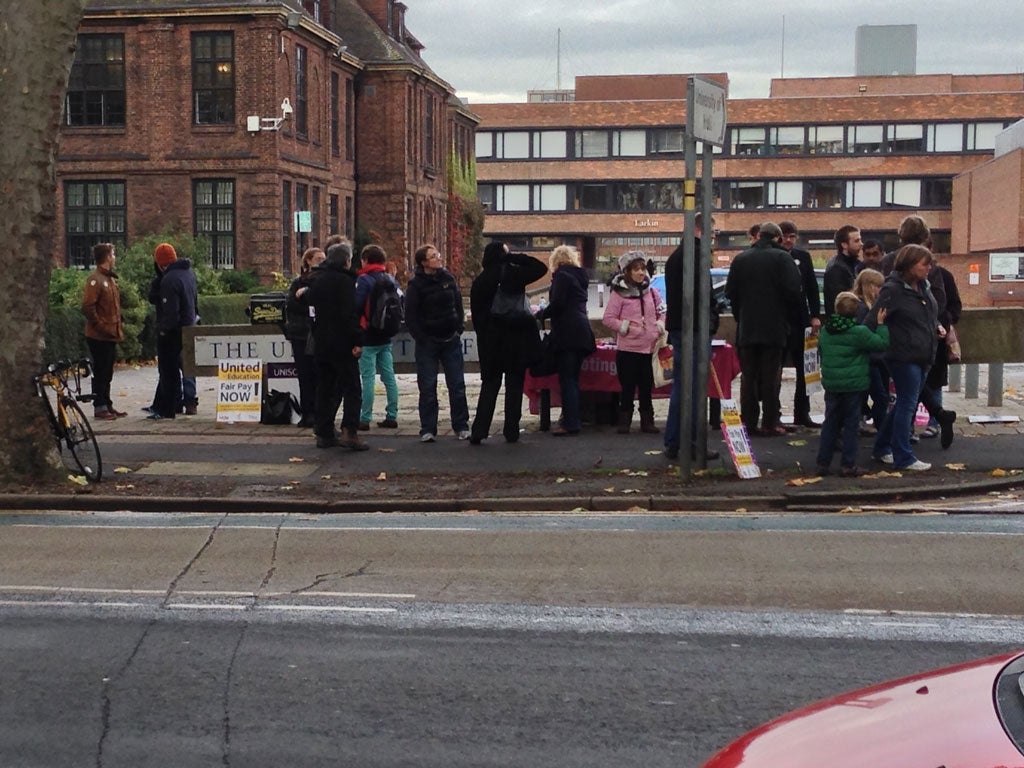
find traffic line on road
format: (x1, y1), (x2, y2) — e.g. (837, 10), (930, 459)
(0, 585), (416, 600)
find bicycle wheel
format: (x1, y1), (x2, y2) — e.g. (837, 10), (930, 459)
(60, 399), (103, 482)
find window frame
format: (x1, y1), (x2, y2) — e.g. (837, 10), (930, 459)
(65, 34), (125, 127)
(194, 179), (236, 269)
(64, 180), (126, 268)
(191, 31), (235, 126)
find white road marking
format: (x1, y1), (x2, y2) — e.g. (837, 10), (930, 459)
(0, 585), (416, 600)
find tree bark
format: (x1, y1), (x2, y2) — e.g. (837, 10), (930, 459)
(0, 1), (88, 488)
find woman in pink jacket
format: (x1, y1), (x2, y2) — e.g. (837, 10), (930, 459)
(603, 252), (665, 434)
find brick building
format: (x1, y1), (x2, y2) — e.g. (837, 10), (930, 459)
(56, 0), (477, 279)
(471, 73), (1024, 285)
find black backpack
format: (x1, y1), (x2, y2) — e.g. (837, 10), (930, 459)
(368, 273), (404, 338)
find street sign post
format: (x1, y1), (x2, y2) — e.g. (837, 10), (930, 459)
(679, 76), (727, 478)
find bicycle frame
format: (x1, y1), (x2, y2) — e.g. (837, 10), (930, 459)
(33, 359), (102, 482)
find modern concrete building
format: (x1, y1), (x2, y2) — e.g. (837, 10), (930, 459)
(56, 0), (477, 279)
(472, 72), (1024, 282)
(855, 24), (917, 77)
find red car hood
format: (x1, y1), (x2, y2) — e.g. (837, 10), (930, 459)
(703, 652), (1024, 768)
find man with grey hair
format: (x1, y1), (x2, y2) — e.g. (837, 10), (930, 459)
(304, 240), (369, 450)
(725, 222), (803, 436)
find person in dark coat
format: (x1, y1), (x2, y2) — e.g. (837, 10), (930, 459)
(284, 246), (326, 428)
(920, 258), (962, 442)
(866, 244), (955, 471)
(779, 220), (822, 428)
(662, 213), (720, 461)
(405, 244), (470, 442)
(536, 245), (595, 436)
(822, 225), (862, 324)
(151, 242), (198, 421)
(303, 242), (368, 451)
(724, 222), (803, 435)
(468, 241), (548, 444)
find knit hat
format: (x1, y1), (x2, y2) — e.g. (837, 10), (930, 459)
(618, 251), (647, 273)
(154, 242), (177, 268)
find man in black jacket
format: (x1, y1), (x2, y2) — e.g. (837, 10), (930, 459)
(823, 225), (862, 319)
(779, 221), (822, 428)
(725, 222), (803, 436)
(151, 242), (198, 421)
(663, 213), (720, 461)
(304, 241), (368, 450)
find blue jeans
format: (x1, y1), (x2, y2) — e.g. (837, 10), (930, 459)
(665, 331), (711, 452)
(556, 349), (587, 432)
(359, 343), (399, 423)
(817, 390), (864, 469)
(414, 336), (469, 435)
(873, 361), (926, 468)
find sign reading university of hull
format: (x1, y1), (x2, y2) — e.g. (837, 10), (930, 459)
(690, 76), (728, 147)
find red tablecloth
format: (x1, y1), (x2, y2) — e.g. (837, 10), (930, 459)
(524, 342), (740, 412)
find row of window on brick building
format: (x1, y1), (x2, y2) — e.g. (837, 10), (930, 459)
(475, 121), (1016, 161)
(478, 177), (954, 215)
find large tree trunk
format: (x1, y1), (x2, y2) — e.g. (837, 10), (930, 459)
(0, 1), (88, 488)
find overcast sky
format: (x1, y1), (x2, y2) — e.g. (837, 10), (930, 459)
(408, 0), (1024, 103)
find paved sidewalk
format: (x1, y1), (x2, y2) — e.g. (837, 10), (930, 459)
(8, 361), (1024, 513)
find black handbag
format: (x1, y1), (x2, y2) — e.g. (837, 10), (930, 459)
(261, 389), (300, 425)
(529, 333), (559, 377)
(489, 266), (535, 328)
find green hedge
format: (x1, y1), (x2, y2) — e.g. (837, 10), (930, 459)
(45, 293), (252, 364)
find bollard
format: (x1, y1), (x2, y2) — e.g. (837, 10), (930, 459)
(964, 363), (979, 399)
(988, 363), (1004, 407)
(948, 364), (961, 392)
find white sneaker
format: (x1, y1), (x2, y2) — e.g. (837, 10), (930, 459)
(457, 430), (471, 440)
(873, 453), (894, 465)
(420, 432), (436, 443)
(902, 460), (932, 471)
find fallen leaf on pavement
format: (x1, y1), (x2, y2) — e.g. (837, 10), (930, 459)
(992, 468), (1008, 477)
(288, 457), (305, 463)
(377, 447), (396, 453)
(278, 485), (295, 491)
(289, 480), (301, 485)
(604, 487), (616, 493)
(321, 474), (332, 480)
(945, 463), (967, 471)
(785, 476), (822, 486)
(556, 476), (573, 483)
(735, 507), (747, 513)
(644, 450), (662, 455)
(115, 483), (135, 491)
(67, 475), (88, 486)
(376, 472), (387, 481)
(113, 466), (132, 474)
(787, 439), (807, 447)
(839, 506), (863, 514)
(873, 470), (904, 478)
(624, 470), (648, 477)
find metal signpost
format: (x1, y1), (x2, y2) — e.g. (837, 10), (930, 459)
(679, 76), (727, 478)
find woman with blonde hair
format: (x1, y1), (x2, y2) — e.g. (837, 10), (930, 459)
(536, 245), (595, 435)
(853, 268), (887, 432)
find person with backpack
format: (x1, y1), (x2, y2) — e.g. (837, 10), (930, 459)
(354, 244), (402, 431)
(468, 241), (548, 444)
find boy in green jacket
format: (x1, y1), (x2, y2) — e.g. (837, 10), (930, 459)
(817, 292), (889, 476)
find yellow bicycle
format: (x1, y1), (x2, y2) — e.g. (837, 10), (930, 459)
(33, 358), (103, 482)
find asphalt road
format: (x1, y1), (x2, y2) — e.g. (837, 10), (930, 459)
(2, 511), (1023, 767)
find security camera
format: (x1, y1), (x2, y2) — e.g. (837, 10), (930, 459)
(280, 98), (293, 117)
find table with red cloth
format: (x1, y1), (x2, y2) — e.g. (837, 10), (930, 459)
(524, 341), (740, 428)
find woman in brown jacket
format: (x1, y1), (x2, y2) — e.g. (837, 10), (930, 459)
(81, 242), (125, 419)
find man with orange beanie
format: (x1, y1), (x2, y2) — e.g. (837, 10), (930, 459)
(150, 242), (198, 420)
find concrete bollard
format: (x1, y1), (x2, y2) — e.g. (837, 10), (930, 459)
(989, 363), (1004, 407)
(948, 364), (961, 392)
(965, 364), (979, 399)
